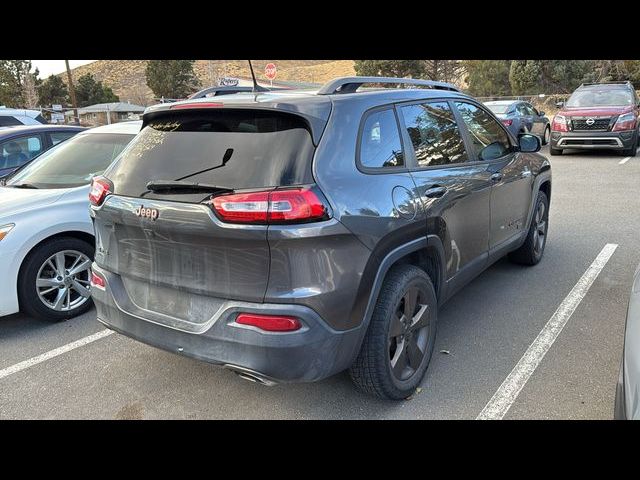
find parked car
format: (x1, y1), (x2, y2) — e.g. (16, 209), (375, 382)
(0, 125), (86, 178)
(0, 107), (48, 126)
(89, 77), (551, 399)
(484, 100), (550, 144)
(0, 121), (141, 321)
(614, 263), (640, 419)
(550, 81), (640, 156)
(188, 85), (288, 99)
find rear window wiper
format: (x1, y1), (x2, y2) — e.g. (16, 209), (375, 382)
(145, 180), (234, 194)
(9, 183), (39, 189)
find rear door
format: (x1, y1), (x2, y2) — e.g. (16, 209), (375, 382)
(94, 108), (319, 308)
(397, 99), (492, 283)
(452, 101), (533, 251)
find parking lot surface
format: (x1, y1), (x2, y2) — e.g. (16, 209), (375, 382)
(1, 145), (638, 419)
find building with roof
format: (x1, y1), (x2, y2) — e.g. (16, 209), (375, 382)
(64, 102), (146, 126)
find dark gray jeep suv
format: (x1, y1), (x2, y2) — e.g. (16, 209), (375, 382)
(89, 77), (552, 399)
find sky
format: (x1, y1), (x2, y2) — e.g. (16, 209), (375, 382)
(30, 60), (96, 78)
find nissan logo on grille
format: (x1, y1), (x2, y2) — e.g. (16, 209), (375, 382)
(586, 118), (595, 126)
(134, 205), (159, 221)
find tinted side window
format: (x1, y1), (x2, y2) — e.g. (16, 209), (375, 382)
(516, 104), (529, 116)
(0, 116), (23, 126)
(359, 109), (404, 168)
(454, 102), (512, 161)
(400, 101), (467, 167)
(49, 131), (78, 146)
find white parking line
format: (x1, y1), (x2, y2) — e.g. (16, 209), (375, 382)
(0, 329), (114, 381)
(477, 243), (618, 420)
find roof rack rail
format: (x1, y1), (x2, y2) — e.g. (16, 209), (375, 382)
(579, 81), (633, 87)
(317, 76), (461, 95)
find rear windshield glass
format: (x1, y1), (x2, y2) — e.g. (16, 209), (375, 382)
(485, 104), (511, 114)
(566, 88), (633, 107)
(106, 109), (315, 200)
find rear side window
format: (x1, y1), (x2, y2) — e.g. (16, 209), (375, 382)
(0, 134), (43, 169)
(49, 131), (78, 146)
(107, 109), (316, 199)
(400, 102), (467, 167)
(0, 116), (23, 126)
(454, 102), (513, 161)
(359, 108), (404, 169)
(34, 114), (48, 124)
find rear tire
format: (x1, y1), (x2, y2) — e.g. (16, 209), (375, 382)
(350, 265), (437, 400)
(18, 237), (94, 322)
(508, 191), (549, 266)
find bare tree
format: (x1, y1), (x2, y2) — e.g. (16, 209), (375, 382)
(22, 73), (39, 108)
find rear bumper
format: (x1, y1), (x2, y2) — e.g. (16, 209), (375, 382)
(91, 264), (363, 383)
(550, 130), (637, 150)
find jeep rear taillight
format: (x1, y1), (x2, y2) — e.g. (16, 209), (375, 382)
(89, 176), (113, 206)
(210, 187), (329, 225)
(552, 114), (568, 132)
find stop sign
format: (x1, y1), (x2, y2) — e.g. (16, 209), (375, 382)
(264, 63), (277, 80)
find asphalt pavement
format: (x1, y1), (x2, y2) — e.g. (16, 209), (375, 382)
(1, 145), (638, 419)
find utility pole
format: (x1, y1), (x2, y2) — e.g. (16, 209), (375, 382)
(65, 60), (79, 125)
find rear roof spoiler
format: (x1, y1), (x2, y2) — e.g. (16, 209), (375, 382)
(317, 76), (461, 95)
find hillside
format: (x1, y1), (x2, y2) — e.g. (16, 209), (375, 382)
(61, 60), (356, 105)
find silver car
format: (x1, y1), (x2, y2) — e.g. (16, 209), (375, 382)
(615, 263), (640, 419)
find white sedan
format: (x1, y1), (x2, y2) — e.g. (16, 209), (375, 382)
(0, 121), (141, 321)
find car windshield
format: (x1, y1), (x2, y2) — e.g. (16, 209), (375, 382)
(485, 104), (512, 114)
(566, 88), (634, 107)
(5, 132), (135, 189)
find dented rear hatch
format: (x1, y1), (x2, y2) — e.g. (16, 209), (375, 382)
(92, 106), (324, 324)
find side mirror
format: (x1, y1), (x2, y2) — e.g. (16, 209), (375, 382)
(518, 133), (541, 153)
(555, 101), (564, 108)
(538, 111), (545, 117)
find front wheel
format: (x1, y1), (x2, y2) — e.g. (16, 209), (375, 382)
(542, 125), (550, 145)
(350, 265), (437, 400)
(18, 237), (95, 322)
(620, 135), (637, 157)
(508, 190), (549, 266)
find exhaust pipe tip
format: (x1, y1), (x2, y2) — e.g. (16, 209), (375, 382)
(224, 365), (277, 386)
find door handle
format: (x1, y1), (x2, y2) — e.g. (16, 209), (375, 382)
(424, 186), (447, 198)
(491, 172), (503, 182)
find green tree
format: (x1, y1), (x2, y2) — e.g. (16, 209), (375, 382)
(0, 60), (36, 107)
(463, 60), (512, 96)
(423, 60), (465, 83)
(75, 73), (119, 107)
(145, 60), (199, 99)
(510, 60), (591, 94)
(37, 75), (69, 106)
(354, 60), (425, 78)
(583, 60), (640, 88)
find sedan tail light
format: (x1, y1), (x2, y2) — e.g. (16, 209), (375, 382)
(89, 176), (113, 206)
(502, 119), (513, 127)
(210, 187), (329, 224)
(90, 269), (106, 290)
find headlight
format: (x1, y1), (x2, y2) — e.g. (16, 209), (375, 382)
(0, 223), (15, 242)
(613, 112), (637, 132)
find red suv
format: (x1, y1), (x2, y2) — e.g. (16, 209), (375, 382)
(550, 81), (639, 156)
